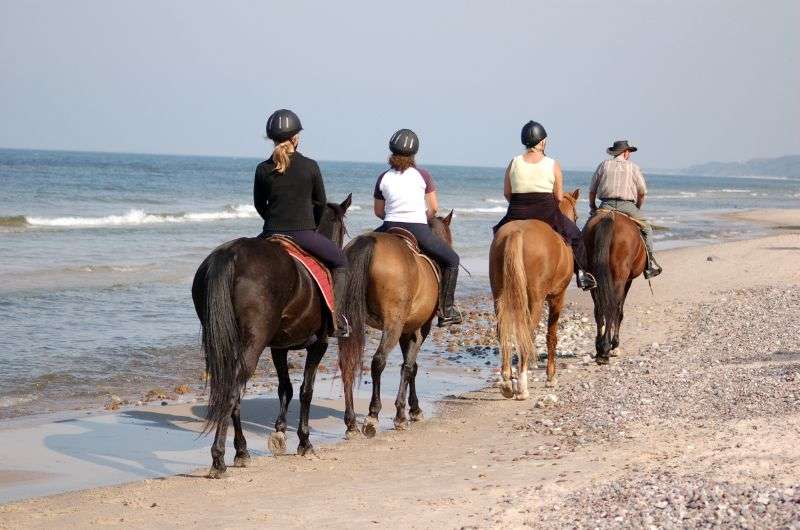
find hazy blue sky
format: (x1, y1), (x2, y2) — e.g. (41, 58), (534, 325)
(1, 0), (798, 168)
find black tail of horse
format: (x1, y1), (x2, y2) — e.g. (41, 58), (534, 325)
(197, 245), (246, 433)
(593, 216), (618, 347)
(337, 235), (375, 394)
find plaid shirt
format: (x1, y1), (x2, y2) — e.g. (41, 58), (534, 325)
(589, 156), (647, 202)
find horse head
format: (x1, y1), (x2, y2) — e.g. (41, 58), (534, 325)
(560, 189), (580, 223)
(317, 194), (352, 248)
(429, 209), (454, 246)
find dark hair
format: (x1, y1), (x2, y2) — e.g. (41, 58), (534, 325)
(388, 153), (416, 172)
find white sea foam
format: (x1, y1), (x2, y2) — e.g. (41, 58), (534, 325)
(458, 206), (507, 214)
(719, 189), (751, 193)
(483, 198), (507, 204)
(25, 205), (260, 228)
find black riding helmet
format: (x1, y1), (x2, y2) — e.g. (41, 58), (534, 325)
(266, 109), (303, 143)
(389, 129), (419, 156)
(521, 120), (547, 148)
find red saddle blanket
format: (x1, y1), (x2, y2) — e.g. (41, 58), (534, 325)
(267, 235), (334, 314)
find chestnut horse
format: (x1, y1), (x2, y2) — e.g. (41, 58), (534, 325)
(337, 213), (454, 438)
(489, 190), (580, 399)
(583, 210), (646, 364)
(191, 196), (351, 478)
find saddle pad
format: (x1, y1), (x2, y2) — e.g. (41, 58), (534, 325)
(383, 229), (440, 284)
(267, 235), (334, 314)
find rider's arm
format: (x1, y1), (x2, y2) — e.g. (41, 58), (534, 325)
(589, 191), (598, 211)
(553, 161), (564, 202)
(503, 160), (512, 201)
(634, 165), (647, 210)
(425, 191), (439, 219)
(311, 162), (327, 226)
(373, 198), (386, 219)
(589, 162), (602, 212)
(636, 192), (646, 209)
(253, 165), (269, 221)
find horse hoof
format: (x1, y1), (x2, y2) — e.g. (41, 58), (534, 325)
(345, 428), (362, 440)
(595, 355), (610, 366)
(394, 418), (408, 431)
(297, 445), (316, 458)
(233, 453), (251, 468)
(410, 410), (425, 422)
(609, 348), (622, 357)
(514, 391), (530, 401)
(499, 381), (515, 399)
(362, 417), (378, 438)
(545, 378), (558, 388)
(268, 431), (287, 456)
(206, 466), (227, 479)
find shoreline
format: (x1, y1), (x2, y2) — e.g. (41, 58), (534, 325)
(0, 209), (798, 525)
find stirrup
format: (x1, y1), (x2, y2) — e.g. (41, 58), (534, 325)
(576, 271), (597, 291)
(643, 265), (662, 280)
(333, 314), (351, 338)
(437, 308), (463, 327)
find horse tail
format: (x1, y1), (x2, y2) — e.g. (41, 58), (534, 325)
(337, 235), (375, 395)
(497, 230), (533, 362)
(593, 216), (618, 339)
(198, 245), (245, 433)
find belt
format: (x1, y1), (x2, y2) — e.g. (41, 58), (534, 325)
(600, 197), (635, 203)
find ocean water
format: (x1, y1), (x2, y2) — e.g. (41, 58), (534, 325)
(1, 148), (798, 418)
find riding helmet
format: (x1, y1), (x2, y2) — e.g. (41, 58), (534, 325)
(266, 109), (303, 143)
(521, 120), (547, 148)
(389, 129), (419, 156)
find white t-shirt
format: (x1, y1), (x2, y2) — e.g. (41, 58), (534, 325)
(373, 166), (436, 224)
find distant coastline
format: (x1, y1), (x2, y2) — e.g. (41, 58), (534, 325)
(680, 154), (800, 178)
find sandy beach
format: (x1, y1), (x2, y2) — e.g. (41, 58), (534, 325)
(1, 209), (799, 529)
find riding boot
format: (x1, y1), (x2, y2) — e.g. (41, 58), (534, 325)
(641, 233), (663, 279)
(644, 252), (663, 279)
(572, 240), (597, 291)
(437, 267), (462, 327)
(331, 268), (350, 338)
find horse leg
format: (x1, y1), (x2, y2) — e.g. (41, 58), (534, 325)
(515, 301), (542, 400)
(610, 280), (632, 356)
(297, 339), (327, 456)
(394, 328), (424, 430)
(498, 319), (515, 399)
(363, 324), (403, 438)
(268, 348), (292, 456)
(545, 292), (565, 388)
(408, 321), (431, 422)
(231, 395), (251, 467)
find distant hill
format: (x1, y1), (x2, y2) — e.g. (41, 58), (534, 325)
(683, 155), (800, 178)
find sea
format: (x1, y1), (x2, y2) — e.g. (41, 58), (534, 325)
(1, 148), (798, 419)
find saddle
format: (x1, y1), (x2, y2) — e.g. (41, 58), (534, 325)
(595, 208), (649, 230)
(266, 235), (334, 314)
(384, 227), (441, 284)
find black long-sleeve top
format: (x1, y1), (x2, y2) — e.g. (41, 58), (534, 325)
(253, 152), (327, 231)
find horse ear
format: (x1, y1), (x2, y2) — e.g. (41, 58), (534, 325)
(340, 193), (352, 212)
(443, 209), (454, 226)
(571, 189), (580, 200)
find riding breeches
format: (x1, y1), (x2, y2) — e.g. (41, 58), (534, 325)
(375, 221), (459, 270)
(595, 199), (654, 254)
(258, 229), (348, 269)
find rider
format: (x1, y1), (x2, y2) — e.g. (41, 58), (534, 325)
(254, 108), (350, 337)
(372, 128), (462, 327)
(588, 140), (662, 279)
(494, 121), (596, 290)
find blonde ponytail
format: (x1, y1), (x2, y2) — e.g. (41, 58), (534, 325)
(272, 137), (297, 174)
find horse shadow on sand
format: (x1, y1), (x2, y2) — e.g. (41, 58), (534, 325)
(43, 396), (343, 479)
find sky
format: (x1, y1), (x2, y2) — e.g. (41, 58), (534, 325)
(1, 0), (798, 169)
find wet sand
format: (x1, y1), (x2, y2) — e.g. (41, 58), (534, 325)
(0, 209), (798, 529)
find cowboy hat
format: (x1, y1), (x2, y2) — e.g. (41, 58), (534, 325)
(607, 140), (638, 155)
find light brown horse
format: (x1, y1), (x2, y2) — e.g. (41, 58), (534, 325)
(583, 210), (646, 364)
(337, 213), (453, 438)
(489, 190), (580, 400)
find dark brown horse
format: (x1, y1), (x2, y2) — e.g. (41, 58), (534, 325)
(583, 210), (646, 364)
(489, 190), (580, 399)
(337, 213), (454, 438)
(191, 195), (351, 478)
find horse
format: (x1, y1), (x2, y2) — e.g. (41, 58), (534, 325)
(583, 210), (646, 364)
(191, 195), (351, 478)
(337, 212), (454, 439)
(488, 190), (581, 400)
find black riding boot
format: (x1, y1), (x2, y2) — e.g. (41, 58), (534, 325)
(437, 267), (462, 327)
(644, 253), (663, 279)
(572, 240), (597, 291)
(331, 268), (350, 338)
